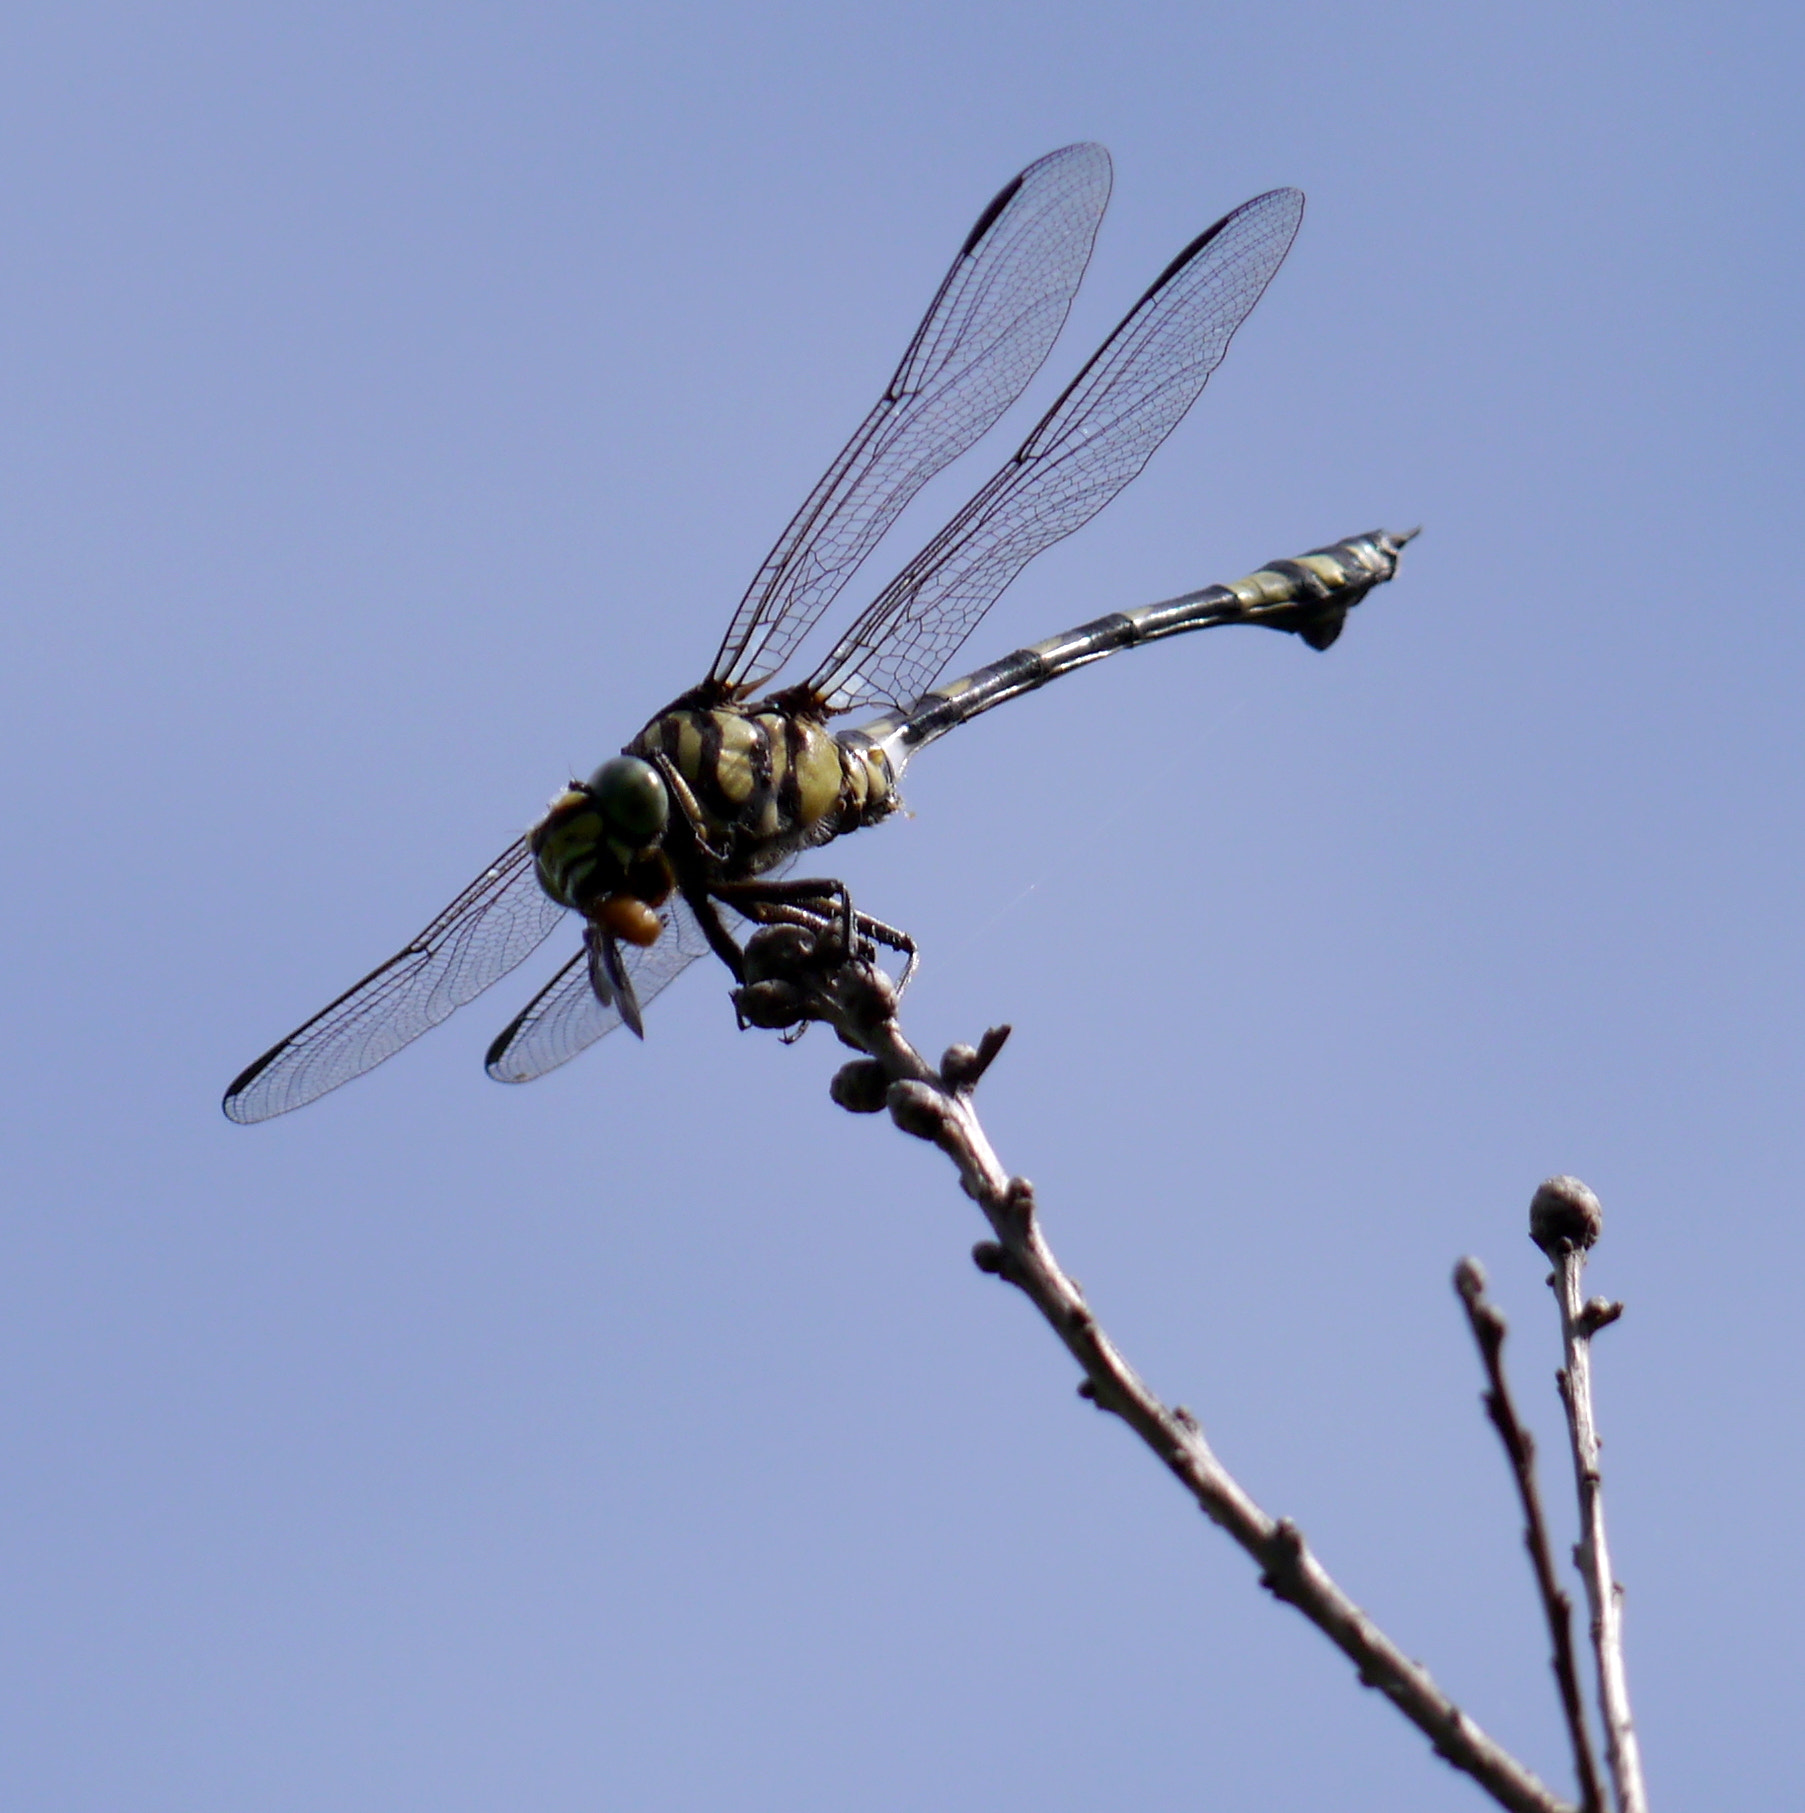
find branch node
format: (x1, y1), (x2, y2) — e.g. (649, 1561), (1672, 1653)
(887, 1079), (952, 1143)
(1259, 1519), (1309, 1600)
(843, 960), (899, 1032)
(970, 1240), (1006, 1275)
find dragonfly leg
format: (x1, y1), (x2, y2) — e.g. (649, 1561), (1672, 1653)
(729, 890), (915, 1044)
(852, 910), (919, 998)
(714, 875), (857, 955)
(681, 871), (752, 982)
(713, 877), (916, 994)
(642, 750), (751, 981)
(649, 752), (734, 868)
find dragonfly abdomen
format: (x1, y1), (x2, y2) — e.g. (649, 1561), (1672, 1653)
(845, 529), (1417, 780)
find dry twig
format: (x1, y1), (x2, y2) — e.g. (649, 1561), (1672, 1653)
(1455, 1258), (1605, 1813)
(734, 920), (1575, 1813)
(1530, 1178), (1647, 1813)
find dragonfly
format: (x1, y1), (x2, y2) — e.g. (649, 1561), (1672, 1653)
(224, 143), (1411, 1123)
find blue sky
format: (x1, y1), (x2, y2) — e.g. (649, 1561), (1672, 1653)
(3, 3), (1800, 1808)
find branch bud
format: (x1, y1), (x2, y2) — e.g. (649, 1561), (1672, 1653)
(971, 1241), (1006, 1274)
(1529, 1175), (1603, 1258)
(741, 922), (817, 982)
(733, 979), (806, 1030)
(829, 1059), (890, 1115)
(1453, 1256), (1487, 1304)
(1580, 1297), (1625, 1335)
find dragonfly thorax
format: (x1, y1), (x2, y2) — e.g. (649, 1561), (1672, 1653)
(628, 703), (897, 877)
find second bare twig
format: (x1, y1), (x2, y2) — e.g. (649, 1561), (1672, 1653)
(1456, 1258), (1605, 1813)
(1530, 1177), (1647, 1813)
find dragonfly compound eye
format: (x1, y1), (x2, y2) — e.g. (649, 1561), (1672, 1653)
(587, 756), (669, 845)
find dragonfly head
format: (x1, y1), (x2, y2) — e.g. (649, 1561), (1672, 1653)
(530, 755), (672, 929)
(586, 755), (670, 844)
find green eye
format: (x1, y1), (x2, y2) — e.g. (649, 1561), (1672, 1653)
(587, 756), (669, 844)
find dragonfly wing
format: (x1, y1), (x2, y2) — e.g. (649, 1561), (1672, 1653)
(223, 837), (567, 1123)
(803, 188), (1306, 714)
(485, 893), (714, 1084)
(708, 143), (1112, 695)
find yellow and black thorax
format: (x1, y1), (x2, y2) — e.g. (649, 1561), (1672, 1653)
(529, 700), (899, 936)
(629, 702), (896, 874)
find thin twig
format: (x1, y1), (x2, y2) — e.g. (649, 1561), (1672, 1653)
(1455, 1258), (1606, 1813)
(1529, 1178), (1648, 1813)
(735, 925), (1575, 1813)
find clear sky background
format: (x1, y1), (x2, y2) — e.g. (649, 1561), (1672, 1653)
(3, 3), (1799, 1808)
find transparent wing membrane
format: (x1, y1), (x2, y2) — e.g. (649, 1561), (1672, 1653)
(485, 895), (714, 1084)
(708, 143), (1111, 694)
(803, 188), (1304, 714)
(222, 839), (566, 1122)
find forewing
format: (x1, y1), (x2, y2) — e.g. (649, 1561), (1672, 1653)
(222, 838), (565, 1123)
(708, 143), (1112, 694)
(485, 893), (714, 1084)
(803, 188), (1305, 714)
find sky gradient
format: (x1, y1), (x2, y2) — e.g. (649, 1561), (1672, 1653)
(4, 3), (1800, 1808)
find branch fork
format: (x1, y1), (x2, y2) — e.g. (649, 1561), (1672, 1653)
(731, 922), (1589, 1813)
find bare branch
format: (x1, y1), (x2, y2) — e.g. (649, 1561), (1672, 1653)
(1529, 1177), (1649, 1813)
(1455, 1258), (1606, 1813)
(738, 923), (1576, 1813)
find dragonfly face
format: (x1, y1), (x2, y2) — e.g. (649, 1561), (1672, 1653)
(223, 143), (1338, 1123)
(530, 756), (675, 933)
